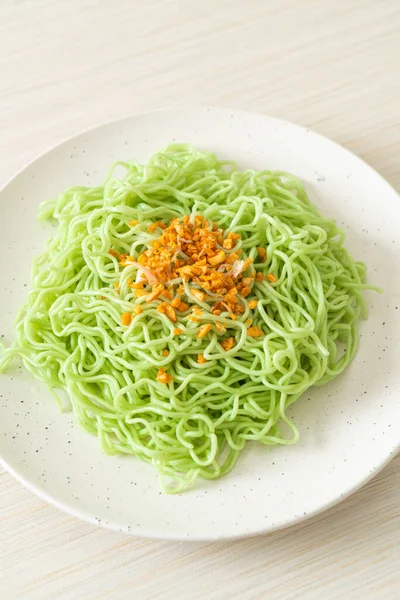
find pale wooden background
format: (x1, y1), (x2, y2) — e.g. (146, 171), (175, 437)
(1, 1), (399, 598)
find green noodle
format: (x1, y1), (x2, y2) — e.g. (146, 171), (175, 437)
(0, 144), (375, 492)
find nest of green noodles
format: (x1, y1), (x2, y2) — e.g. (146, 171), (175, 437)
(0, 145), (372, 492)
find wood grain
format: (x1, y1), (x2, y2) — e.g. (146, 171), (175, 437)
(0, 0), (399, 598)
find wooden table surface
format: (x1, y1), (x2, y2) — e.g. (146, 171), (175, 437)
(1, 1), (399, 598)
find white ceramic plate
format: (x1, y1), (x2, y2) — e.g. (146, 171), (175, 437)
(0, 108), (399, 540)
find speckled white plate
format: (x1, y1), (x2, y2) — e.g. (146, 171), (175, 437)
(0, 108), (399, 540)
